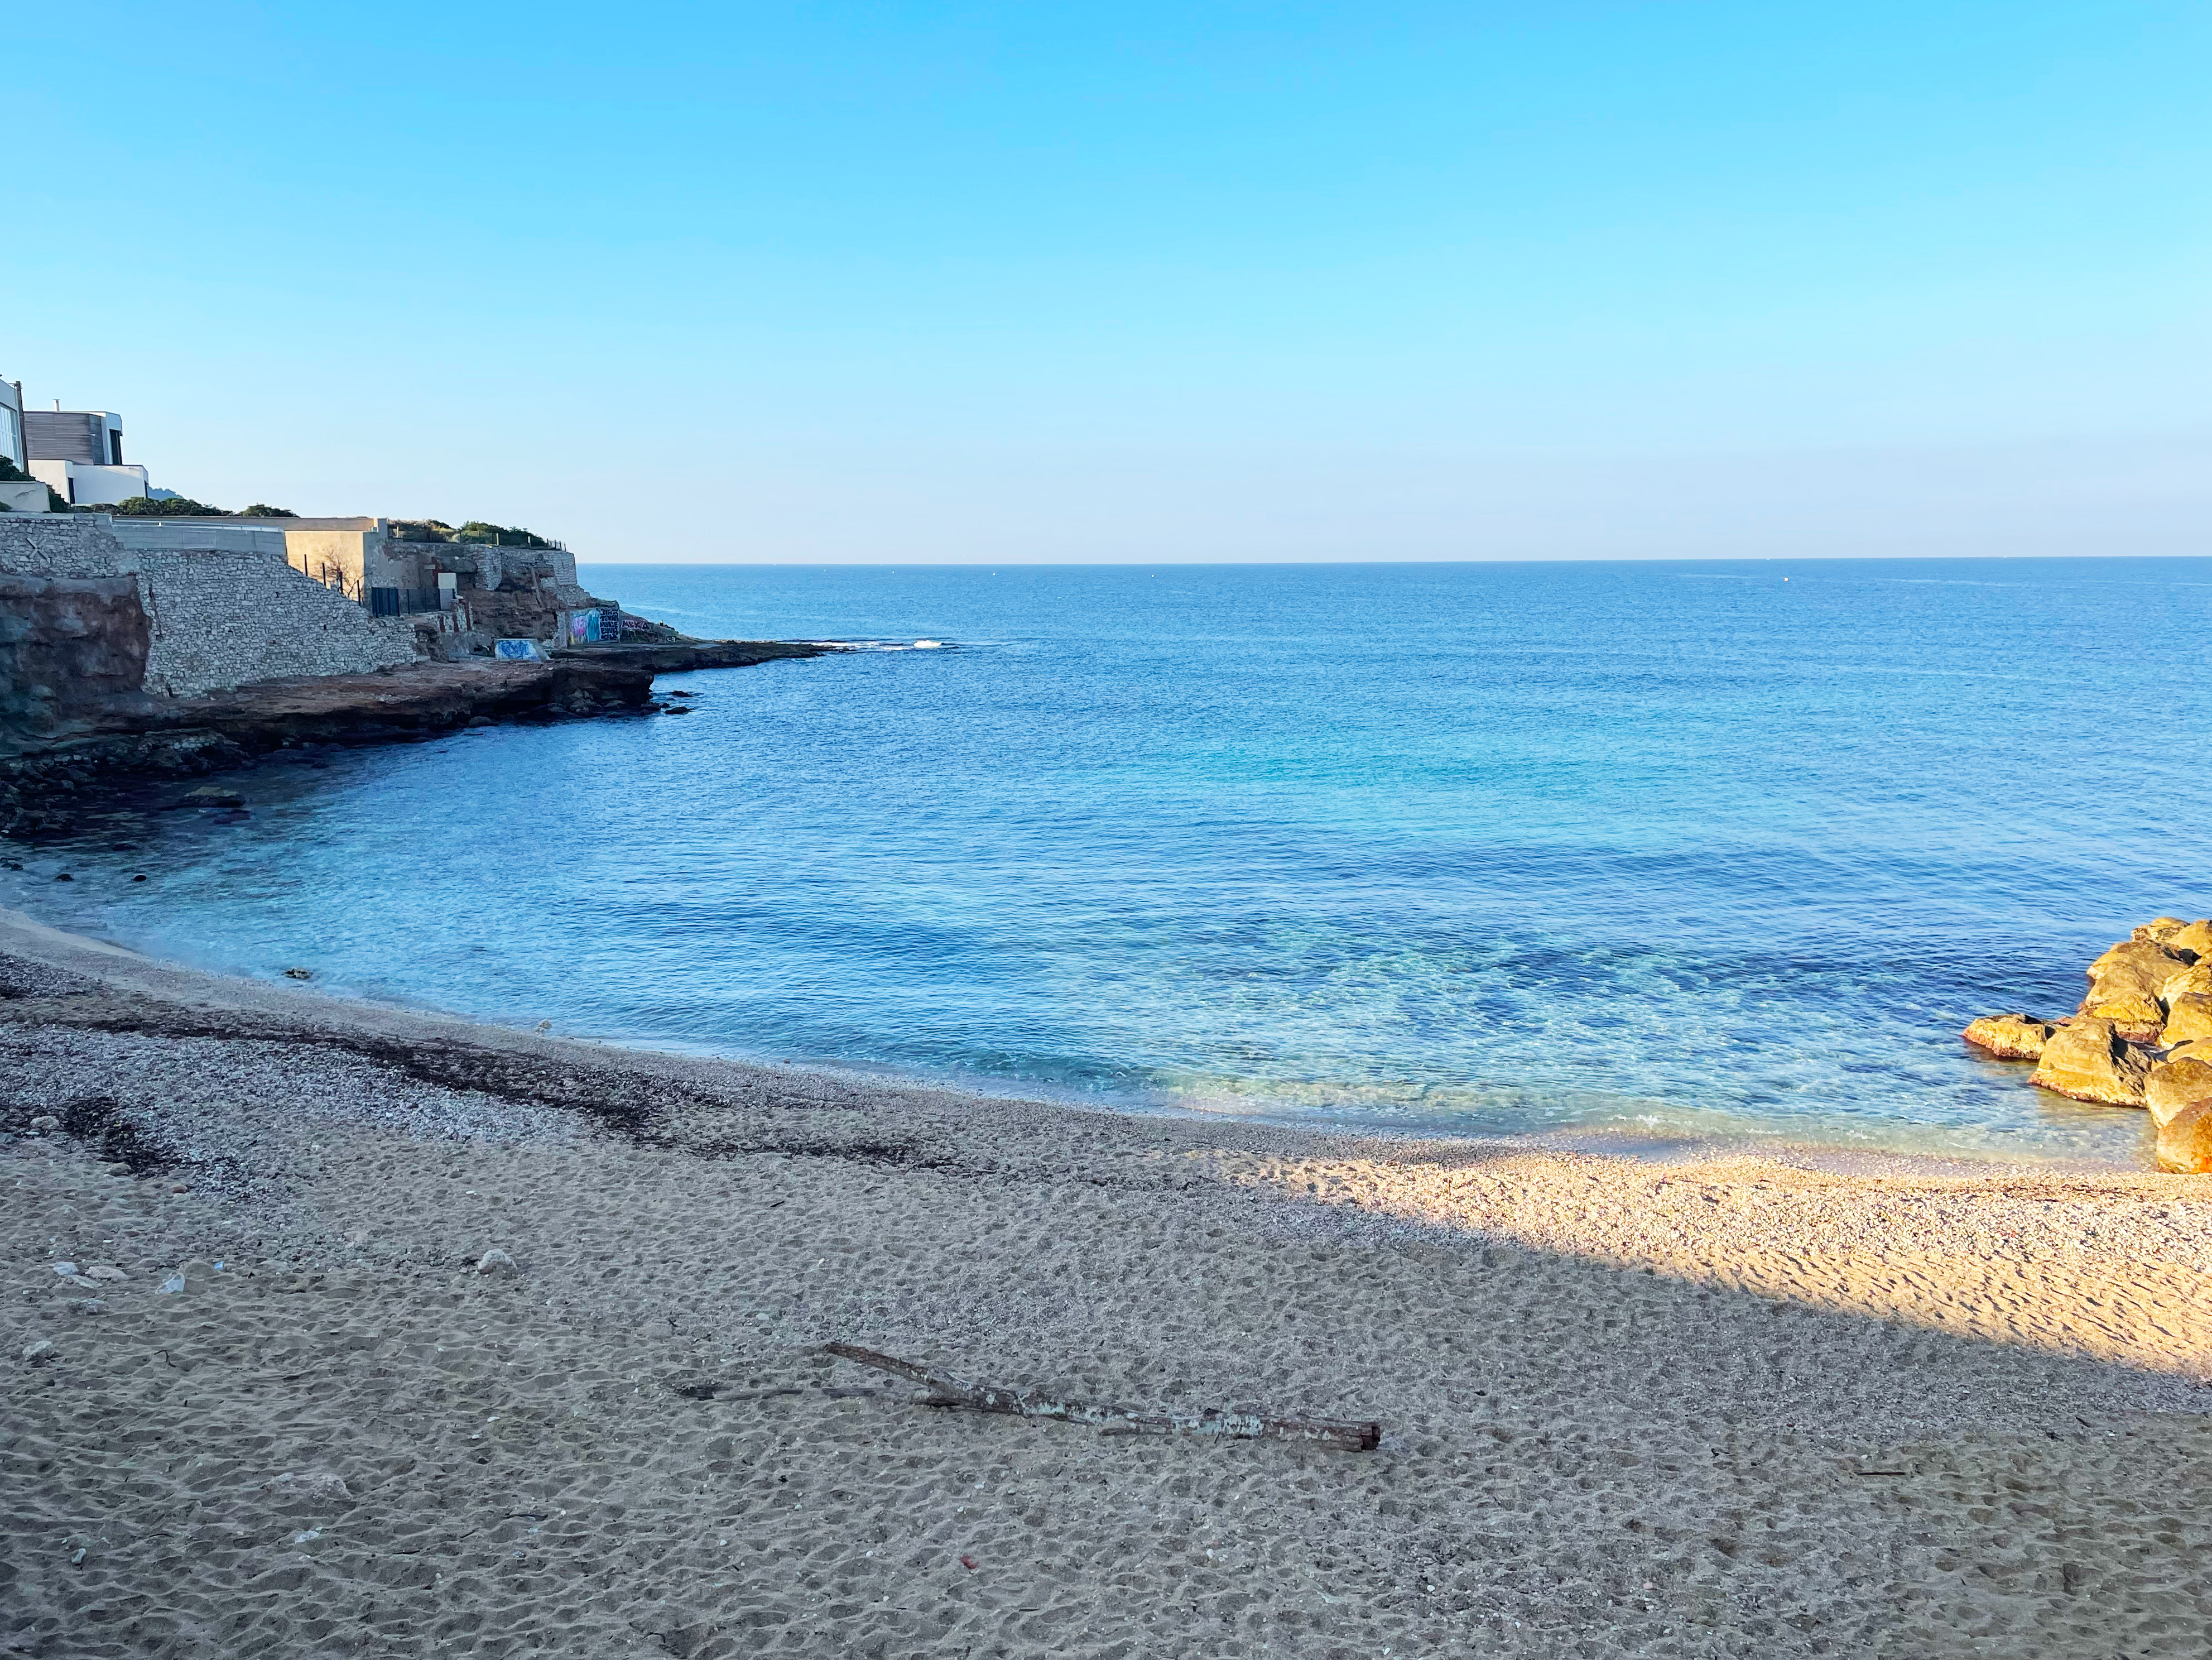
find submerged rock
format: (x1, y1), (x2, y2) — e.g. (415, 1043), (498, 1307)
(2156, 1100), (2212, 1174)
(2146, 1054), (2212, 1128)
(1962, 1014), (2056, 1061)
(2029, 1017), (2149, 1107)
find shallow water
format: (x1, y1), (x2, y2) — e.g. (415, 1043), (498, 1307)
(8, 559), (2209, 1166)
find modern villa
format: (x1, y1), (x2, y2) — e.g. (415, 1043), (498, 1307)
(23, 403), (152, 507)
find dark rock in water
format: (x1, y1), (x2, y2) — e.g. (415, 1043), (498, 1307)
(1961, 1014), (2055, 1061)
(131, 874), (147, 882)
(283, 967), (314, 981)
(53, 872), (71, 881)
(1, 642), (825, 839)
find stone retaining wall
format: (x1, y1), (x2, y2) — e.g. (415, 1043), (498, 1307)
(0, 515), (418, 699)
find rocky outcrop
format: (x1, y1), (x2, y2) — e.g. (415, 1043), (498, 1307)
(2171, 919), (2212, 956)
(2081, 940), (2191, 1040)
(2163, 961), (2212, 1003)
(2156, 1100), (2212, 1175)
(0, 658), (652, 837)
(2163, 994), (2212, 1048)
(2146, 1053), (2212, 1128)
(2028, 1017), (2150, 1107)
(0, 574), (150, 732)
(1971, 919), (2212, 1168)
(554, 641), (827, 674)
(1961, 1014), (2056, 1060)
(0, 642), (831, 839)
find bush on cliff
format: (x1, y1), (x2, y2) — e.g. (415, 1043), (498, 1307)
(238, 503), (297, 517)
(454, 521), (553, 548)
(108, 495), (229, 516)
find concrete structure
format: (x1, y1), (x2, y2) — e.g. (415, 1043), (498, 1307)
(25, 407), (153, 507)
(0, 378), (25, 473)
(0, 513), (417, 704)
(253, 517), (610, 645)
(0, 379), (44, 511)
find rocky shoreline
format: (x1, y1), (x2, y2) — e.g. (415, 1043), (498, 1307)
(0, 640), (826, 839)
(1965, 915), (2212, 1174)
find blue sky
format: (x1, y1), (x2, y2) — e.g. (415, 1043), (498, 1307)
(7, 2), (2206, 560)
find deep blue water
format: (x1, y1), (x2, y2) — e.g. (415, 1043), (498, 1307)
(8, 559), (2210, 1165)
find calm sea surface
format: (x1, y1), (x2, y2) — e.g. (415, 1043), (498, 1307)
(9, 560), (2210, 1166)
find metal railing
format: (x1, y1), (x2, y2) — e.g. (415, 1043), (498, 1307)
(368, 587), (449, 617)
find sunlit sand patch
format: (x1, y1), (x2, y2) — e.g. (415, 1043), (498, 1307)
(1226, 1147), (2212, 1378)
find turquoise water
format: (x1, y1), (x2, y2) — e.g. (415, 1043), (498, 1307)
(8, 559), (2210, 1165)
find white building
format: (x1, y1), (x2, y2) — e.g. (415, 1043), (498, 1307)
(0, 378), (47, 513)
(0, 377), (23, 471)
(25, 404), (152, 506)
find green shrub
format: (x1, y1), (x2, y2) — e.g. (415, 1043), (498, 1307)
(107, 495), (228, 516)
(454, 520), (551, 548)
(238, 503), (297, 517)
(0, 455), (27, 482)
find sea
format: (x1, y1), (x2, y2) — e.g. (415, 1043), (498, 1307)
(7, 559), (2209, 1168)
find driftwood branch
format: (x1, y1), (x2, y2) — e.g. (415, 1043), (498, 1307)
(823, 1342), (1381, 1452)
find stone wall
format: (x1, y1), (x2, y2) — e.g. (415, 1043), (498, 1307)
(136, 548), (419, 695)
(0, 514), (419, 700)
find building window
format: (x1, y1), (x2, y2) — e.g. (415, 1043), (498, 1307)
(108, 430), (124, 466)
(0, 407), (20, 466)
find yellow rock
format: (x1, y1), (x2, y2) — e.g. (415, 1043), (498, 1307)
(2162, 994), (2212, 1048)
(2133, 917), (2190, 943)
(2167, 919), (2212, 956)
(2146, 1054), (2212, 1128)
(1961, 1014), (2055, 1061)
(2081, 940), (2187, 1039)
(2155, 1100), (2212, 1174)
(2162, 961), (2212, 1002)
(2030, 1016), (2149, 1107)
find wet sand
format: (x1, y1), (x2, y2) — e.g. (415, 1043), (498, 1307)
(3, 905), (2210, 1657)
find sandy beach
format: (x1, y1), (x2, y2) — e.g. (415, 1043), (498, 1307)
(4, 905), (2210, 1658)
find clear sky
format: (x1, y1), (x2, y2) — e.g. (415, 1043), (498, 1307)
(8, 2), (2206, 562)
